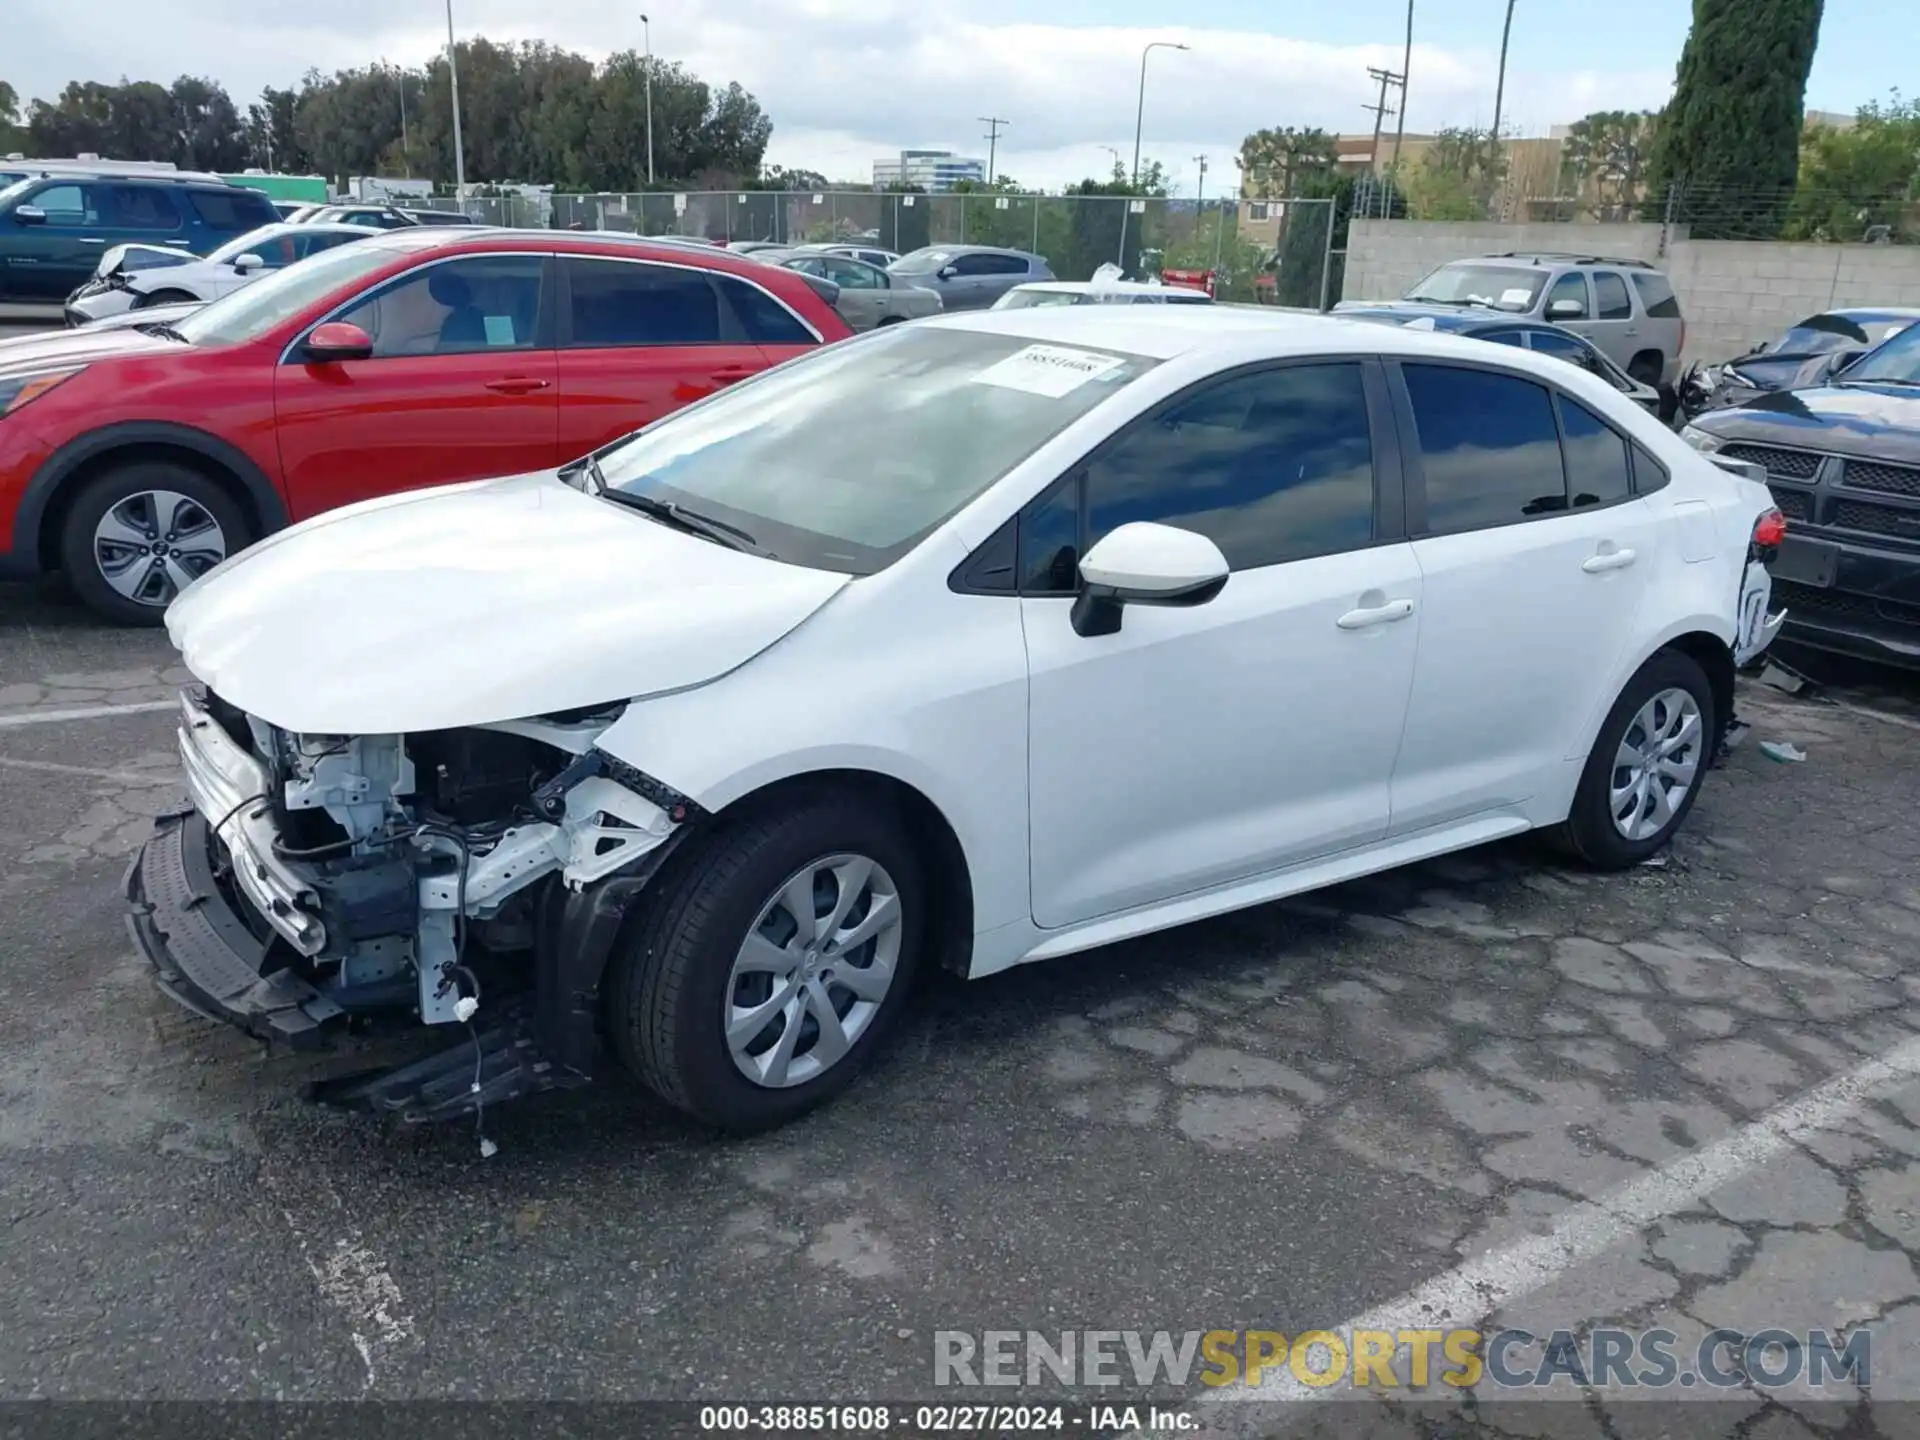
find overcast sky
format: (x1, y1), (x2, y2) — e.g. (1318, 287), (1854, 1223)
(8, 0), (1890, 193)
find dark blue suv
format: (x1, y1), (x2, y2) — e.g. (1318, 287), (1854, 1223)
(0, 174), (280, 308)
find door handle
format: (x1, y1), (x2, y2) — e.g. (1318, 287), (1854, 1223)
(1622, 328), (1638, 337)
(1582, 547), (1637, 573)
(484, 377), (551, 394)
(1336, 598), (1415, 630)
(79, 237), (106, 245)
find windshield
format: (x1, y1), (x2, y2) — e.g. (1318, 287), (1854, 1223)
(890, 248), (956, 275)
(1405, 263), (1546, 312)
(173, 242), (397, 348)
(206, 225), (292, 264)
(596, 325), (1159, 574)
(1842, 322), (1920, 386)
(1768, 314), (1914, 356)
(0, 179), (34, 207)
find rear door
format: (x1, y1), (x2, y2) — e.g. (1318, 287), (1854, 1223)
(1386, 361), (1659, 834)
(6, 182), (107, 300)
(273, 252), (558, 516)
(552, 254), (773, 461)
(99, 183), (190, 255)
(1583, 270), (1640, 371)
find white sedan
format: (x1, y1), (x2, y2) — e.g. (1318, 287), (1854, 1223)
(133, 307), (1785, 1133)
(64, 222), (379, 324)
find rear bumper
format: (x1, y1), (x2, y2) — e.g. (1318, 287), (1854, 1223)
(125, 807), (346, 1046)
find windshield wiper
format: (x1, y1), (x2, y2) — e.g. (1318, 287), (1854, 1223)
(599, 490), (759, 552)
(135, 321), (189, 343)
(1838, 375), (1920, 389)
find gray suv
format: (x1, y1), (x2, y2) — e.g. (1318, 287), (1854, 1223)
(887, 245), (1055, 311)
(1385, 253), (1686, 388)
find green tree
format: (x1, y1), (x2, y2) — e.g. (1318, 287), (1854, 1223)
(1236, 126), (1338, 197)
(1784, 93), (1920, 241)
(1645, 0), (1825, 237)
(244, 86), (309, 172)
(0, 81), (22, 152)
(1557, 110), (1661, 220)
(168, 76), (247, 170)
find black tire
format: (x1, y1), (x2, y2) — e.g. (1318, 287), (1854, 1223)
(136, 289), (198, 309)
(57, 462), (251, 626)
(606, 789), (927, 1132)
(876, 315), (906, 326)
(1555, 649), (1717, 869)
(1627, 351), (1664, 387)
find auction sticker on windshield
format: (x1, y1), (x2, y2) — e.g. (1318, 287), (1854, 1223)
(973, 344), (1127, 398)
(1501, 288), (1533, 308)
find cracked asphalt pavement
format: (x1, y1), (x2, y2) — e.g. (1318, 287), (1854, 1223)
(5, 580), (1920, 1439)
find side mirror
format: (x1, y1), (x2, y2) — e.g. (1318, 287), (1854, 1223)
(302, 321), (374, 363)
(937, 265), (958, 280)
(1070, 522), (1230, 638)
(1547, 299), (1583, 319)
(233, 253), (266, 274)
(13, 205), (46, 226)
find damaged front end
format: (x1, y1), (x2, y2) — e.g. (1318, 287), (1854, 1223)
(126, 689), (699, 1121)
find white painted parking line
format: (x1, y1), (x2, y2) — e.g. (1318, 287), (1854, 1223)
(1827, 698), (1920, 734)
(0, 756), (177, 785)
(0, 700), (175, 730)
(1179, 1033), (1920, 1414)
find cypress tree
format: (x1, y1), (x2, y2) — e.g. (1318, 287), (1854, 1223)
(1645, 0), (1825, 238)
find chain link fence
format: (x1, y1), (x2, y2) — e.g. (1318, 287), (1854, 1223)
(447, 189), (1340, 304)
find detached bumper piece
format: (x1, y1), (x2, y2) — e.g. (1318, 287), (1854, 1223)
(308, 1002), (589, 1125)
(126, 808), (347, 1048)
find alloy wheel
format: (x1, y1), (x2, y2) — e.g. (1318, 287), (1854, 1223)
(723, 852), (904, 1089)
(1609, 686), (1703, 842)
(93, 490), (228, 608)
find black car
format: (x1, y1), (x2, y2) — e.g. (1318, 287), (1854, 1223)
(1331, 303), (1663, 417)
(1680, 307), (1920, 420)
(1683, 322), (1920, 669)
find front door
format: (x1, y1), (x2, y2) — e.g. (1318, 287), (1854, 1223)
(273, 253), (558, 518)
(1386, 361), (1657, 834)
(4, 182), (106, 301)
(1023, 360), (1421, 929)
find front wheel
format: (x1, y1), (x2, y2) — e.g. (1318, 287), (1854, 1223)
(605, 791), (926, 1131)
(57, 463), (249, 625)
(1555, 650), (1716, 868)
(135, 288), (199, 309)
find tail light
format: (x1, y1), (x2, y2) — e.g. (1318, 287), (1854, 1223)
(1752, 506), (1787, 551)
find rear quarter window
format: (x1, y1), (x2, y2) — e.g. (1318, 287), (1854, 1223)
(1629, 271), (1682, 319)
(189, 188), (279, 231)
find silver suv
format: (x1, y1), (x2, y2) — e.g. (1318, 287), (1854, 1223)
(1393, 253), (1686, 388)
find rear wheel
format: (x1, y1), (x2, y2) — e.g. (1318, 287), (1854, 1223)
(57, 462), (249, 625)
(1627, 351), (1664, 386)
(1555, 650), (1716, 869)
(605, 790), (926, 1131)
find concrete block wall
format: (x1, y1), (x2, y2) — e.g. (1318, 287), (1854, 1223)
(1340, 220), (1920, 361)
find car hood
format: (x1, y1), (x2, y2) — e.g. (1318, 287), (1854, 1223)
(81, 301), (204, 332)
(1695, 383), (1920, 464)
(0, 325), (179, 375)
(166, 470), (851, 735)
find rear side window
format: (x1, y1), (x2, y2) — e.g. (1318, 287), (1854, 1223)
(1403, 364), (1567, 533)
(1557, 396), (1632, 507)
(1630, 271), (1682, 319)
(956, 252), (1028, 277)
(189, 187), (278, 231)
(1592, 271), (1633, 321)
(717, 275), (817, 346)
(564, 257), (720, 346)
(102, 185), (181, 230)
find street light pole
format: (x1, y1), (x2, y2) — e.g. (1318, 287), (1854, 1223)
(1131, 41), (1189, 186)
(640, 13), (655, 186)
(396, 64), (411, 178)
(445, 0), (466, 195)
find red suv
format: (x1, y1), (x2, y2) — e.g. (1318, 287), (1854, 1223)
(0, 229), (851, 622)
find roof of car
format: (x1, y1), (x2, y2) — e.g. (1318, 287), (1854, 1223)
(1477, 252), (1662, 270)
(1011, 280), (1200, 297)
(1814, 307), (1920, 323)
(929, 303), (1563, 365)
(901, 244), (1041, 259)
(1333, 302), (1543, 332)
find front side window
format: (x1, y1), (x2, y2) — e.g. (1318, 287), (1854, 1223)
(1545, 272), (1590, 320)
(1405, 263), (1546, 312)
(1557, 396), (1632, 508)
(335, 255), (546, 357)
(1403, 364), (1567, 533)
(596, 325), (1158, 575)
(25, 183), (94, 227)
(174, 240), (399, 348)
(1592, 271), (1633, 320)
(564, 257), (719, 347)
(1079, 363), (1376, 572)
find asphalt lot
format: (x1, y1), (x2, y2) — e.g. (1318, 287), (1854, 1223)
(5, 574), (1920, 1438)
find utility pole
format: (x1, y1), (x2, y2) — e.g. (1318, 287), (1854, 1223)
(640, 14), (655, 186)
(979, 116), (1009, 186)
(1491, 0), (1517, 151)
(396, 65), (411, 178)
(1390, 0), (1414, 171)
(1363, 66), (1403, 220)
(445, 0), (466, 195)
